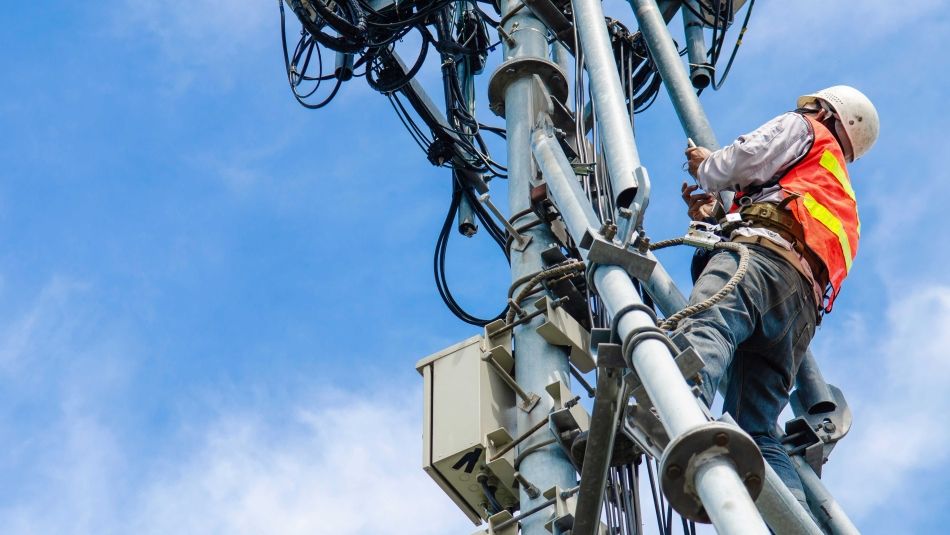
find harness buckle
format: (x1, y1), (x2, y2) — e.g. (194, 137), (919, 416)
(683, 221), (723, 250)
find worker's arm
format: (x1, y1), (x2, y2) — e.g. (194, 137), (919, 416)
(686, 112), (813, 194)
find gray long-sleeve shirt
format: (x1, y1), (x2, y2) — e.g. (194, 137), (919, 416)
(696, 112), (824, 304)
(697, 112), (813, 199)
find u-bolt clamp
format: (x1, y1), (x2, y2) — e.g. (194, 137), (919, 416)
(659, 421), (765, 523)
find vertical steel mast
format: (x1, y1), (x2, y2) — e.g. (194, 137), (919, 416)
(495, 3), (577, 533)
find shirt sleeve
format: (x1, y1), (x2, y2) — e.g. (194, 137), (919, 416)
(696, 112), (813, 193)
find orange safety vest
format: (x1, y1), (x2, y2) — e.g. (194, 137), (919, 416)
(777, 115), (860, 312)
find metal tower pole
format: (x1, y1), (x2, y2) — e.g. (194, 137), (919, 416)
(497, 2), (577, 533)
(531, 129), (770, 534)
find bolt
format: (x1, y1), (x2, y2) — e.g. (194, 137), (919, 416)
(666, 464), (682, 479)
(713, 432), (729, 447)
(822, 421), (836, 433)
(745, 474), (762, 489)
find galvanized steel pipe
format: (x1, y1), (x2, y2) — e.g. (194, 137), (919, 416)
(499, 1), (579, 533)
(695, 457), (771, 534)
(570, 0), (646, 214)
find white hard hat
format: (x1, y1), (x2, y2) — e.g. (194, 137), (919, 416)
(797, 85), (879, 161)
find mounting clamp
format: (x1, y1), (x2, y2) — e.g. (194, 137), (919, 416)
(581, 229), (657, 283)
(487, 58), (568, 117)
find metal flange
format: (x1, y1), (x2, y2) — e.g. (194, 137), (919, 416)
(487, 57), (568, 117)
(659, 422), (764, 523)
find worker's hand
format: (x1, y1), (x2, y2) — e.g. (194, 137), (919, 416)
(685, 146), (711, 178)
(681, 182), (717, 221)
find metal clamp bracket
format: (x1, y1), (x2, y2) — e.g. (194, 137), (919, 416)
(581, 230), (657, 282)
(546, 379), (591, 472)
(471, 510), (518, 535)
(785, 382), (852, 476)
(621, 403), (670, 459)
(624, 344), (705, 407)
(534, 296), (595, 373)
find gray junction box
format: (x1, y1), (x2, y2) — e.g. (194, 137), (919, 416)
(416, 334), (519, 524)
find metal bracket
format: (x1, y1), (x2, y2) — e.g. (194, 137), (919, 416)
(534, 296), (595, 373)
(547, 379), (591, 472)
(582, 231), (657, 282)
(620, 403), (669, 459)
(570, 162), (596, 175)
(589, 327), (625, 369)
(472, 510), (519, 535)
(543, 485), (607, 535)
(786, 383), (852, 476)
(543, 485), (577, 534)
(659, 421), (765, 523)
(624, 345), (705, 406)
(484, 320), (541, 412)
(484, 427), (518, 495)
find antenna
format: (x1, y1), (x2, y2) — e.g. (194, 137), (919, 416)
(277, 0), (859, 533)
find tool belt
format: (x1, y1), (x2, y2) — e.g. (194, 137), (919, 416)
(722, 202), (830, 291)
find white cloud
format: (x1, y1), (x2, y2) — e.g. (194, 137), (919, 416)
(816, 284), (950, 520)
(110, 0), (275, 92)
(0, 317), (477, 535)
(132, 392), (474, 535)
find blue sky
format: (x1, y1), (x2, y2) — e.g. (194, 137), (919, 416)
(0, 1), (947, 534)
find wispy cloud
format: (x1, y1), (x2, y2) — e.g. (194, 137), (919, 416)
(109, 0), (275, 92)
(815, 283), (950, 523)
(133, 392), (474, 535)
(0, 277), (473, 535)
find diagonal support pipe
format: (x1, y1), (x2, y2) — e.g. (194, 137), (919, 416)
(532, 124), (768, 535)
(627, 0), (733, 211)
(570, 0), (649, 225)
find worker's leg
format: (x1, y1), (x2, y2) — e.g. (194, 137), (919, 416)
(673, 248), (759, 404)
(720, 247), (817, 506)
(675, 245), (816, 504)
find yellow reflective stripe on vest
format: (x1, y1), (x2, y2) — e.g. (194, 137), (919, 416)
(802, 193), (853, 272)
(819, 150), (856, 201)
(819, 150), (860, 235)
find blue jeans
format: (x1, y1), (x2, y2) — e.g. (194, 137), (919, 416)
(673, 244), (817, 501)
